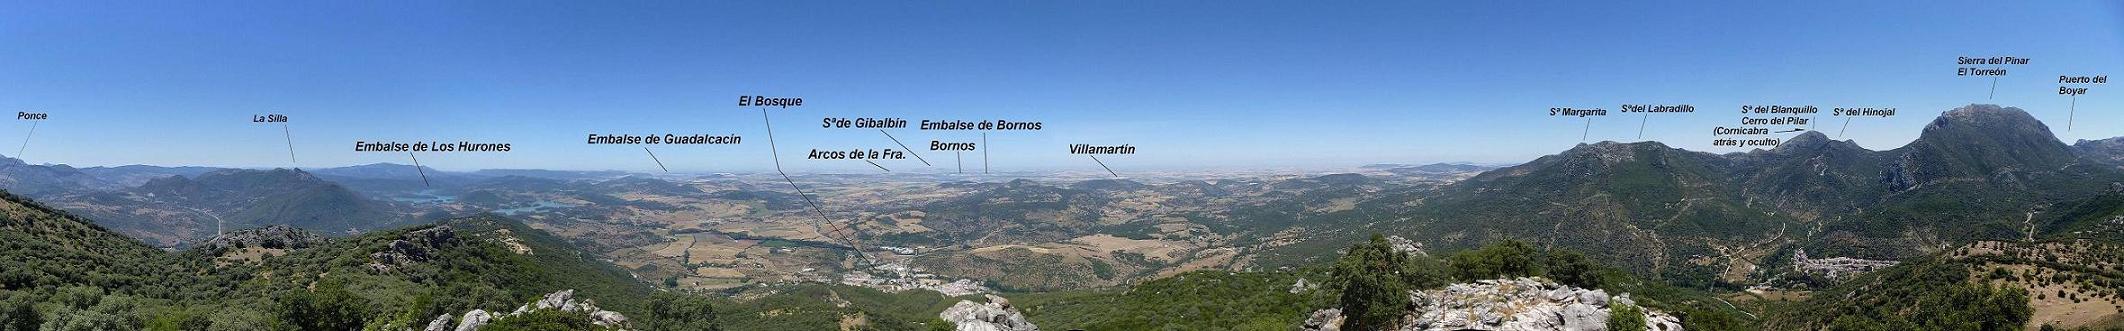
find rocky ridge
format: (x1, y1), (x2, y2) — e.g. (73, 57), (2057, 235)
(939, 294), (1038, 331)
(200, 224), (328, 254)
(1386, 235), (1427, 256)
(1303, 277), (1682, 331)
(425, 289), (632, 331)
(367, 225), (459, 273)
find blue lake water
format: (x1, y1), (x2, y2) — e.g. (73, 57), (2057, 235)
(495, 200), (570, 216)
(389, 190), (457, 204)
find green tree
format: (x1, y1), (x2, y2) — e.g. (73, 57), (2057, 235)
(1544, 249), (1602, 289)
(1449, 240), (1542, 281)
(0, 292), (38, 331)
(1607, 302), (1646, 331)
(1331, 234), (1417, 330)
(1677, 306), (1744, 331)
(644, 292), (719, 331)
(274, 282), (371, 331)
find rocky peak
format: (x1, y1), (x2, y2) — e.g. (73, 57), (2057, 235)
(1914, 104), (2065, 152)
(1302, 277), (1682, 331)
(1385, 235), (1427, 256)
(939, 294), (1038, 331)
(367, 226), (458, 273)
(405, 225), (458, 247)
(425, 289), (632, 331)
(200, 225), (328, 254)
(1768, 131), (1864, 156)
(1885, 104), (2081, 191)
(2075, 136), (2124, 165)
(1925, 104), (2047, 135)
(1561, 141), (1652, 166)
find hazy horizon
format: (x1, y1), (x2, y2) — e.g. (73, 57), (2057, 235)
(5, 1), (2121, 173)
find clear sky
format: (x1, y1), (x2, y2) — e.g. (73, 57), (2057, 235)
(2, 1), (2122, 173)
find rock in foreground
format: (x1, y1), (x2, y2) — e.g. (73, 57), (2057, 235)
(1303, 277), (1682, 331)
(939, 294), (1038, 331)
(426, 289), (632, 331)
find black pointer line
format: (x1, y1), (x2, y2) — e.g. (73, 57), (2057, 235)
(1580, 117), (1591, 142)
(864, 159), (889, 172)
(982, 132), (989, 174)
(1839, 117), (1854, 138)
(879, 130), (929, 166)
(737, 108), (858, 257)
(644, 147), (669, 173)
(407, 152), (431, 188)
(760, 109), (841, 238)
(1637, 113), (1648, 140)
(761, 109), (822, 213)
(1089, 155), (1119, 177)
(15, 120), (36, 159)
(2069, 94), (2078, 131)
(283, 123), (297, 165)
(1989, 74), (1999, 100)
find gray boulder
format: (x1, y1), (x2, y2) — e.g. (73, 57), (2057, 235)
(592, 311), (629, 327)
(423, 314), (452, 331)
(939, 294), (1038, 331)
(1301, 308), (1343, 331)
(453, 310), (491, 331)
(1387, 277), (1683, 331)
(1559, 303), (1605, 331)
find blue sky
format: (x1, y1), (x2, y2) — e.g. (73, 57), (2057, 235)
(2, 1), (2121, 172)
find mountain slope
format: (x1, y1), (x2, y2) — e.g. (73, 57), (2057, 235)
(1252, 104), (2124, 289)
(76, 164), (226, 187)
(0, 191), (197, 297)
(1728, 131), (1891, 221)
(919, 179), (1113, 244)
(0, 187), (686, 330)
(1766, 239), (2122, 330)
(55, 168), (407, 246)
(0, 156), (112, 197)
(1883, 104), (2083, 192)
(1822, 105), (2124, 257)
(1374, 140), (1794, 286)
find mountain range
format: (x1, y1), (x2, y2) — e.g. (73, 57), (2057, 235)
(1237, 104), (2124, 288)
(2, 103), (2122, 329)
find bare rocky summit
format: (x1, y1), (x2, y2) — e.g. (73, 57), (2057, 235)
(200, 224), (328, 254)
(939, 294), (1038, 331)
(1303, 277), (1682, 331)
(425, 289), (632, 331)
